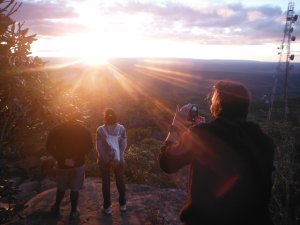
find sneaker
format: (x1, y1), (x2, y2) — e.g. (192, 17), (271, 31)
(120, 204), (127, 212)
(50, 205), (60, 217)
(101, 206), (112, 215)
(69, 210), (80, 220)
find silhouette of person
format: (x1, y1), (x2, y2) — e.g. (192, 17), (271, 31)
(96, 108), (127, 215)
(47, 113), (93, 220)
(159, 80), (274, 225)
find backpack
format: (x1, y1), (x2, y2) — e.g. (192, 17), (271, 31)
(99, 124), (122, 162)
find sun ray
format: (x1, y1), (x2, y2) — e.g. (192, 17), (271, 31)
(134, 64), (206, 91)
(107, 64), (140, 101)
(106, 63), (175, 124)
(135, 67), (192, 89)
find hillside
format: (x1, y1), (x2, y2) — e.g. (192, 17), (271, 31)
(45, 57), (300, 99)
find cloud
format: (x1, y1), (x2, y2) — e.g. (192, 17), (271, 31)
(11, 0), (78, 21)
(9, 1), (86, 36)
(8, 0), (291, 45)
(99, 1), (286, 44)
(25, 20), (89, 36)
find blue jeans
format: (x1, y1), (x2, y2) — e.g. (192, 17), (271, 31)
(99, 161), (126, 208)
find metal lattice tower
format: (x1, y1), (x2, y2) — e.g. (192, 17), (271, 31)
(268, 1), (298, 121)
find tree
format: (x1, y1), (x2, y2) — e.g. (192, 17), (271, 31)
(0, 1), (86, 222)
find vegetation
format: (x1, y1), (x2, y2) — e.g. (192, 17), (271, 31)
(0, 1), (87, 222)
(0, 1), (33, 222)
(262, 122), (300, 225)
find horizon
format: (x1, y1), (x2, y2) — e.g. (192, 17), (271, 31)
(42, 56), (300, 66)
(9, 0), (300, 63)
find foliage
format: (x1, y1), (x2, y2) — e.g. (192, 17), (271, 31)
(0, 1), (29, 222)
(126, 127), (152, 146)
(0, 1), (88, 222)
(0, 178), (26, 224)
(0, 0), (90, 156)
(124, 137), (177, 187)
(0, 0), (44, 158)
(262, 122), (300, 225)
(0, 1), (40, 71)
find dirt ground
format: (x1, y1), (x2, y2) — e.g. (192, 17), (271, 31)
(15, 177), (187, 225)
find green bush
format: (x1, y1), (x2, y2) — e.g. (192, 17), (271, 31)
(126, 127), (152, 146)
(124, 138), (177, 187)
(261, 122), (299, 225)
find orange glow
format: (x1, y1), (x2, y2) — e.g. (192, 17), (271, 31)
(43, 57), (212, 128)
(105, 62), (176, 129)
(134, 64), (204, 91)
(215, 174), (240, 198)
(81, 54), (109, 65)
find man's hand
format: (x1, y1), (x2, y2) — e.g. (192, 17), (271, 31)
(165, 103), (205, 144)
(64, 158), (75, 167)
(165, 104), (193, 143)
(172, 104), (193, 130)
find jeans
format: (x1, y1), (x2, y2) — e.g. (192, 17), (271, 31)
(100, 161), (126, 208)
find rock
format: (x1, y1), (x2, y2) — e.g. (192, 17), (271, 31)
(18, 180), (39, 199)
(18, 178), (185, 225)
(38, 178), (56, 192)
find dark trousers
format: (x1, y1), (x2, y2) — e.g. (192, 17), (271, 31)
(100, 162), (126, 208)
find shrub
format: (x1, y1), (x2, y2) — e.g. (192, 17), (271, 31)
(124, 138), (177, 187)
(262, 122), (299, 225)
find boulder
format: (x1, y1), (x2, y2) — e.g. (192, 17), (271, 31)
(18, 180), (39, 199)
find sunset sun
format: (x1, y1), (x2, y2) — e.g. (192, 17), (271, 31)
(82, 53), (109, 65)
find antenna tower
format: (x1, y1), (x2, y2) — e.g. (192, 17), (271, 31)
(268, 1), (298, 121)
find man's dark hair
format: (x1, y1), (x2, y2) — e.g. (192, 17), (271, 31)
(210, 80), (250, 120)
(103, 108), (117, 125)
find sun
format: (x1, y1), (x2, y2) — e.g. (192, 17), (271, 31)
(82, 54), (109, 65)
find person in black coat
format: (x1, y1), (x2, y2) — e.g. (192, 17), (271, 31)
(159, 80), (274, 225)
(47, 116), (93, 220)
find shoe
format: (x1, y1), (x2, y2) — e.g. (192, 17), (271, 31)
(120, 204), (127, 212)
(101, 206), (112, 215)
(69, 209), (80, 220)
(50, 205), (60, 217)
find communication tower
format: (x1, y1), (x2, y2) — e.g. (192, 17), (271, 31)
(268, 1), (298, 121)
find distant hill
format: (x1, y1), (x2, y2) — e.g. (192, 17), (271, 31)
(44, 57), (300, 99)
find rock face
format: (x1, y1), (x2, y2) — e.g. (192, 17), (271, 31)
(18, 177), (187, 225)
(18, 180), (40, 199)
(5, 156), (57, 201)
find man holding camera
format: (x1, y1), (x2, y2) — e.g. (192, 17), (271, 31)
(159, 80), (274, 225)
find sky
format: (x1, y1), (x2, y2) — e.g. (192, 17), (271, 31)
(9, 0), (300, 62)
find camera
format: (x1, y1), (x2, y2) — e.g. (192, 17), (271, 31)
(187, 105), (198, 122)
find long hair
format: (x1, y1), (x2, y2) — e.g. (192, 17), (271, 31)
(103, 108), (117, 125)
(210, 80), (250, 120)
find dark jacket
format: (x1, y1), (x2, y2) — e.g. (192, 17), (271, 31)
(159, 118), (274, 225)
(47, 121), (93, 169)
